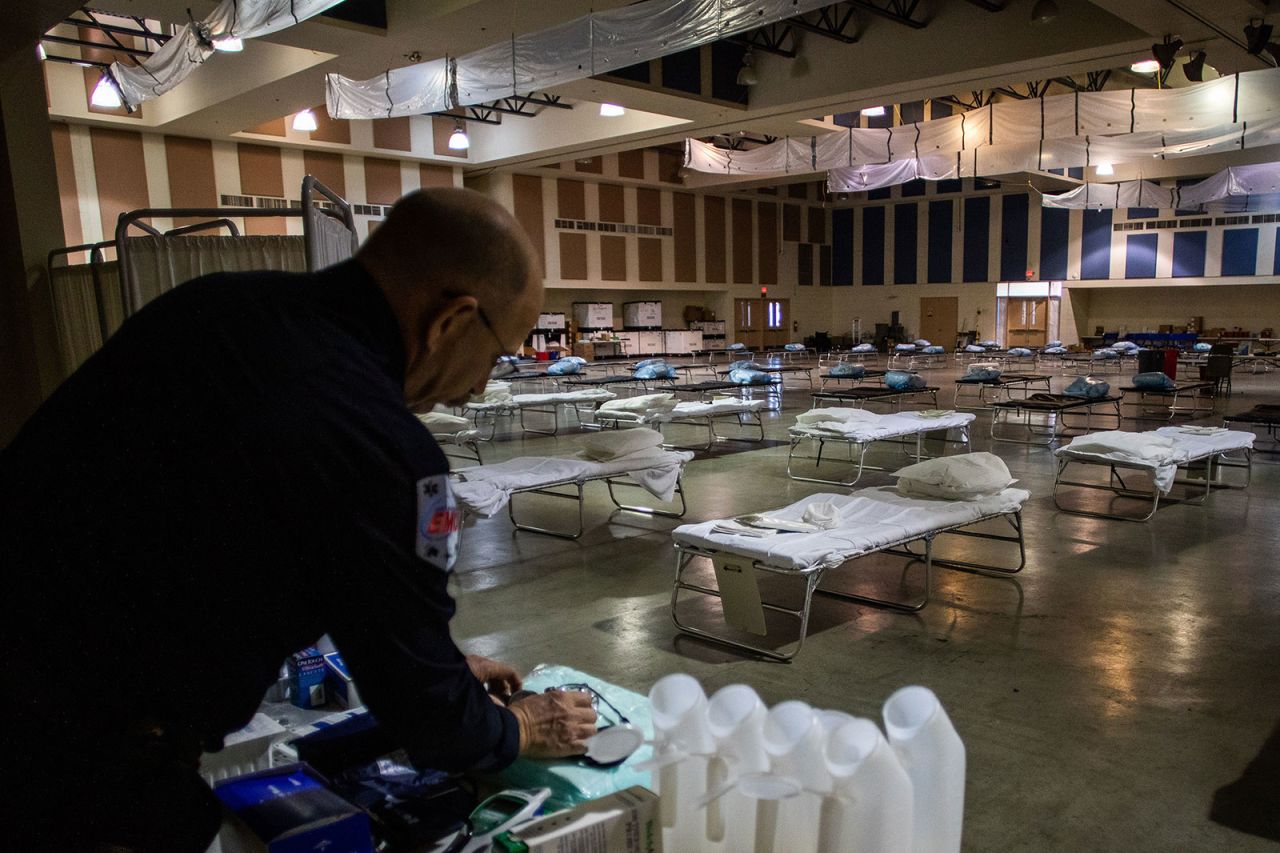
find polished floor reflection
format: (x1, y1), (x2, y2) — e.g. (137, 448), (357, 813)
(448, 357), (1280, 852)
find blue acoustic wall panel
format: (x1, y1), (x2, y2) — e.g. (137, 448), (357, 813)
(1172, 231), (1207, 278)
(1127, 208), (1159, 219)
(1221, 228), (1259, 276)
(1068, 167), (1085, 180)
(1125, 233), (1158, 278)
(937, 179), (962, 194)
(999, 193), (1029, 281)
(832, 208), (853, 285)
(901, 179), (927, 197)
(862, 206), (885, 285)
(1039, 207), (1069, 280)
(1080, 209), (1112, 279)
(962, 196), (990, 282)
(927, 199), (953, 283)
(1275, 230), (1280, 275)
(894, 203), (918, 283)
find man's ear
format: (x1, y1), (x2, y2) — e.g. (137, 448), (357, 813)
(421, 295), (479, 354)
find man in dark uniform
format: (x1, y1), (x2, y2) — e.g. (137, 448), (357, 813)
(1, 188), (596, 852)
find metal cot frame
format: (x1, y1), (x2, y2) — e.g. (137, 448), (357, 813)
(467, 397), (609, 437)
(1052, 445), (1252, 522)
(670, 508), (1027, 662)
(594, 408), (767, 452)
(1222, 408), (1280, 458)
(1119, 381), (1216, 421)
(953, 374), (1053, 410)
(492, 472), (688, 539)
(989, 394), (1123, 445)
(786, 422), (971, 486)
(810, 386), (941, 412)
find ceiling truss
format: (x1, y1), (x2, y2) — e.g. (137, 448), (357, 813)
(435, 92), (573, 126)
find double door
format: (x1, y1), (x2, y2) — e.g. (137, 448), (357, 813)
(735, 297), (790, 350)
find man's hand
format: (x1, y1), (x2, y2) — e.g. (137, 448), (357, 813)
(465, 655), (522, 704)
(508, 691), (598, 759)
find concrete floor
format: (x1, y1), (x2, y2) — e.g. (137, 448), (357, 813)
(447, 357), (1280, 852)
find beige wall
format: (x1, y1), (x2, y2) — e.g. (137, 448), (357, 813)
(1071, 285), (1280, 337)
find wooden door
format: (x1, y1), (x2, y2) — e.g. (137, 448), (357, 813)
(1006, 298), (1048, 347)
(735, 298), (764, 351)
(764, 298), (789, 349)
(919, 297), (959, 349)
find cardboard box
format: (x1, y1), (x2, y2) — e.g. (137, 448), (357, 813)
(287, 646), (326, 709)
(323, 651), (362, 709)
(508, 786), (661, 853)
(214, 763), (373, 853)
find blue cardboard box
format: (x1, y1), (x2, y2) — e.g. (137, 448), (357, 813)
(323, 652), (362, 709)
(214, 763), (372, 853)
(287, 646), (326, 709)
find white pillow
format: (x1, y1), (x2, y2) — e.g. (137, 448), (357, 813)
(598, 393), (679, 414)
(892, 452), (1014, 501)
(578, 427), (665, 460)
(417, 412), (472, 433)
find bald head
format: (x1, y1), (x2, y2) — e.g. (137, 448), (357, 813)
(357, 187), (540, 306)
(356, 188), (544, 409)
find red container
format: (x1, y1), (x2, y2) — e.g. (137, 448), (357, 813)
(1163, 348), (1178, 379)
(534, 351), (551, 361)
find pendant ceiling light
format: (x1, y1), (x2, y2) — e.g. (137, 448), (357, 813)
(1094, 163), (1114, 176)
(292, 109), (318, 132)
(91, 74), (123, 108)
(736, 47), (758, 87)
(860, 105), (886, 117)
(213, 36), (244, 52)
(448, 120), (470, 150)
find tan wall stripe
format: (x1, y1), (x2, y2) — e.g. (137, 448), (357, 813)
(512, 174), (546, 279)
(373, 117), (412, 152)
(703, 195), (726, 283)
(673, 192), (696, 283)
(638, 237), (663, 282)
(782, 204), (801, 241)
(758, 201), (778, 285)
(636, 187), (661, 226)
(807, 206), (826, 244)
(419, 163), (453, 189)
(557, 178), (585, 220)
(364, 157), (402, 205)
(89, 127), (149, 238)
(600, 235), (627, 281)
(732, 198), (754, 285)
(164, 136), (217, 228)
(559, 232), (588, 280)
(49, 123), (82, 249)
(303, 150), (345, 198)
(618, 149), (646, 180)
(310, 105), (351, 145)
(598, 183), (625, 223)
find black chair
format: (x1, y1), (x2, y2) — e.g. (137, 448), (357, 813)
(1206, 354), (1233, 397)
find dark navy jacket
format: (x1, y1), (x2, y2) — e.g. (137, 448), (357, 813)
(1, 259), (518, 776)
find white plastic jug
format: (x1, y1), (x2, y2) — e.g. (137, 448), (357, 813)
(883, 686), (965, 853)
(705, 685), (770, 853)
(820, 718), (914, 853)
(760, 701), (830, 853)
(649, 673), (715, 851)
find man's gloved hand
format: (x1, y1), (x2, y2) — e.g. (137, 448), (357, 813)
(507, 691), (598, 759)
(465, 655), (522, 704)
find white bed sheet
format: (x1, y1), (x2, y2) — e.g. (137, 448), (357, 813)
(1055, 428), (1254, 491)
(673, 486), (1030, 571)
(465, 389), (616, 412)
(602, 398), (768, 423)
(790, 409), (974, 442)
(452, 448), (693, 516)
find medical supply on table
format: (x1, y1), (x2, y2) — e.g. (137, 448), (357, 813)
(646, 673), (966, 853)
(214, 763), (374, 853)
(494, 786), (661, 853)
(440, 787), (551, 853)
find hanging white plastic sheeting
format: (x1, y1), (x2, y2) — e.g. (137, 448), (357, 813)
(686, 67), (1280, 178)
(111, 0), (344, 108)
(826, 154), (960, 193)
(1041, 162), (1280, 210)
(326, 0), (838, 120)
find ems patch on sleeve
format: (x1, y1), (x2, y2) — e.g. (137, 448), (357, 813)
(415, 474), (461, 571)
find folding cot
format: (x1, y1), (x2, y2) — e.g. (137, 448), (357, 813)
(717, 363), (815, 389)
(1062, 351), (1130, 375)
(464, 389), (616, 436)
(953, 373), (1053, 409)
(669, 487), (1030, 660)
(787, 409), (974, 486)
(659, 379), (782, 409)
(819, 369), (887, 389)
(763, 346), (817, 363)
(451, 448), (692, 538)
(417, 414), (484, 464)
(559, 375), (653, 394)
(989, 392), (1123, 445)
(810, 385), (942, 411)
(1052, 427), (1254, 521)
(1223, 404), (1280, 456)
(593, 397), (768, 451)
(1119, 380), (1216, 420)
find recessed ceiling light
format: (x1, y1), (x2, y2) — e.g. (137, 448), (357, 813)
(860, 106), (886, 117)
(1130, 59), (1160, 74)
(292, 109), (318, 132)
(1095, 162), (1114, 176)
(600, 102), (625, 117)
(213, 36), (243, 52)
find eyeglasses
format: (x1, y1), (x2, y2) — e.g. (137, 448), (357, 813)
(476, 305), (523, 379)
(547, 682), (643, 768)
